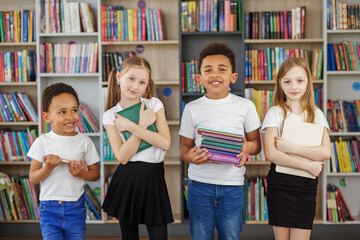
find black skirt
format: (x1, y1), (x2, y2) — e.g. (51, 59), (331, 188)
(266, 163), (318, 230)
(102, 161), (174, 225)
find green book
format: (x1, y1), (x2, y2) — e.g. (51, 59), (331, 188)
(202, 140), (242, 150)
(117, 102), (158, 153)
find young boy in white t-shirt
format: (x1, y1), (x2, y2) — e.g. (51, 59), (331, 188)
(179, 42), (261, 239)
(28, 83), (100, 240)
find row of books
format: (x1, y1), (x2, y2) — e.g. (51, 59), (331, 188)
(327, 100), (360, 132)
(0, 175), (39, 220)
(0, 92), (38, 122)
(327, 41), (360, 71)
(103, 132), (115, 162)
(39, 0), (96, 33)
(41, 103), (99, 133)
(245, 46), (323, 81)
(84, 184), (101, 220)
(0, 128), (37, 162)
(181, 0), (242, 32)
(245, 177), (268, 221)
(39, 42), (98, 74)
(101, 6), (164, 42)
(101, 51), (135, 82)
(0, 51), (36, 82)
(245, 88), (323, 122)
(326, 184), (354, 222)
(0, 10), (36, 43)
(181, 60), (205, 94)
(245, 7), (306, 40)
(327, 1), (360, 30)
(329, 137), (360, 173)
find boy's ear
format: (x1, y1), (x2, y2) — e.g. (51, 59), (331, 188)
(231, 72), (238, 83)
(42, 112), (51, 123)
(197, 74), (202, 85)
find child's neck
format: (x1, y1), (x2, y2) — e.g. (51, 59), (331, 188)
(119, 98), (142, 109)
(286, 100), (302, 115)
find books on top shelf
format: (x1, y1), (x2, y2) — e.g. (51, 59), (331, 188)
(327, 100), (360, 133)
(329, 137), (360, 173)
(181, 0), (242, 32)
(39, 42), (98, 74)
(326, 184), (354, 222)
(0, 174), (40, 221)
(102, 51), (135, 82)
(39, 0), (96, 33)
(0, 128), (37, 162)
(245, 177), (268, 222)
(245, 45), (323, 81)
(197, 127), (243, 164)
(245, 6), (306, 39)
(101, 6), (164, 42)
(327, 41), (360, 71)
(0, 10), (36, 43)
(0, 92), (38, 122)
(0, 50), (36, 82)
(181, 59), (205, 94)
(327, 1), (360, 30)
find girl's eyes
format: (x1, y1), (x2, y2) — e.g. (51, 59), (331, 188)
(129, 77), (135, 81)
(140, 81), (146, 85)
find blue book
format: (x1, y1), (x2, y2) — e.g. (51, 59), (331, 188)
(138, 9), (142, 41)
(0, 94), (13, 121)
(114, 11), (118, 40)
(245, 45), (249, 80)
(12, 132), (21, 160)
(219, 1), (224, 31)
(266, 47), (272, 80)
(152, 10), (159, 41)
(23, 11), (29, 42)
(84, 193), (101, 220)
(207, 148), (238, 157)
(145, 9), (152, 40)
(19, 93), (38, 122)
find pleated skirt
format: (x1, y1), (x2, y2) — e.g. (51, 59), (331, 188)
(102, 161), (174, 225)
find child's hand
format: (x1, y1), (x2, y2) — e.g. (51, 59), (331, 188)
(275, 137), (295, 154)
(68, 160), (87, 178)
(235, 138), (248, 168)
(139, 102), (156, 128)
(43, 154), (61, 169)
(306, 161), (325, 177)
(187, 146), (211, 165)
(114, 112), (133, 132)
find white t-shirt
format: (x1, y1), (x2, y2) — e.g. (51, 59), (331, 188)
(27, 131), (100, 201)
(261, 105), (329, 136)
(179, 93), (261, 185)
(102, 97), (166, 163)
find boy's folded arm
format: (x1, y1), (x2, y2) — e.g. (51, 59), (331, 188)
(105, 124), (141, 165)
(78, 163), (100, 181)
(29, 156), (57, 184)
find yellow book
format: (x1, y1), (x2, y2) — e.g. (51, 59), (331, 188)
(338, 101), (348, 132)
(127, 9), (133, 41)
(23, 49), (28, 82)
(335, 139), (344, 172)
(116, 10), (121, 41)
(29, 12), (33, 42)
(6, 188), (18, 220)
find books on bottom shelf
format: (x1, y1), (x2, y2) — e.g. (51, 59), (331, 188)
(84, 184), (101, 220)
(197, 127), (243, 164)
(0, 174), (39, 221)
(0, 128), (37, 162)
(245, 177), (268, 222)
(326, 184), (354, 222)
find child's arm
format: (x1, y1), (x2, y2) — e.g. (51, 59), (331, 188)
(275, 127), (331, 161)
(68, 161), (100, 181)
(114, 104), (171, 150)
(180, 136), (211, 164)
(235, 128), (261, 167)
(29, 154), (61, 184)
(264, 127), (325, 177)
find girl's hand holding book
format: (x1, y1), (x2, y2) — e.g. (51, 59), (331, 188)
(138, 102), (156, 128)
(275, 137), (295, 154)
(113, 112), (134, 132)
(306, 161), (325, 177)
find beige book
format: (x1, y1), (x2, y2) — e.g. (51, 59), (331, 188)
(275, 119), (324, 179)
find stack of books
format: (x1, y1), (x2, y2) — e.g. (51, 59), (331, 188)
(197, 127), (243, 164)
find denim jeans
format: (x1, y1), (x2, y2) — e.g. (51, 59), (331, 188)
(187, 178), (244, 240)
(39, 195), (86, 240)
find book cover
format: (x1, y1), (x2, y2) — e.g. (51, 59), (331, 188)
(206, 152), (240, 164)
(117, 102), (158, 153)
(275, 119), (324, 179)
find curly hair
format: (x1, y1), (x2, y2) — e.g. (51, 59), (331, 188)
(198, 41), (236, 73)
(42, 82), (79, 112)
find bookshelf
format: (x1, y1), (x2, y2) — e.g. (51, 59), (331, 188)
(321, 0), (360, 225)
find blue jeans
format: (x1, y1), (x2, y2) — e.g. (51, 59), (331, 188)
(187, 178), (244, 240)
(39, 195), (86, 240)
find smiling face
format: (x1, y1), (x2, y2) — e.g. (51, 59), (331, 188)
(279, 66), (309, 105)
(117, 66), (150, 104)
(198, 54), (238, 99)
(43, 93), (79, 136)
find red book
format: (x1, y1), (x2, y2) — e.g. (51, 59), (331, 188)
(276, 11), (280, 39)
(156, 9), (164, 41)
(14, 52), (18, 82)
(300, 6), (306, 38)
(335, 186), (354, 221)
(181, 62), (185, 93)
(0, 52), (4, 82)
(283, 11), (288, 39)
(3, 11), (8, 42)
(141, 9), (146, 41)
(7, 132), (17, 161)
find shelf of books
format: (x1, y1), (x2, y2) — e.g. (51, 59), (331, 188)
(322, 0), (360, 225)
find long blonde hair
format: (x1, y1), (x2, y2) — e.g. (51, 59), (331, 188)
(273, 57), (316, 131)
(105, 57), (156, 110)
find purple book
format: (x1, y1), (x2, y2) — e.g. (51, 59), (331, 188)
(202, 131), (243, 142)
(207, 152), (240, 164)
(207, 148), (238, 157)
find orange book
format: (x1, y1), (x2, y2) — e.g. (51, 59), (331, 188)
(333, 44), (342, 71)
(341, 41), (350, 70)
(312, 49), (319, 80)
